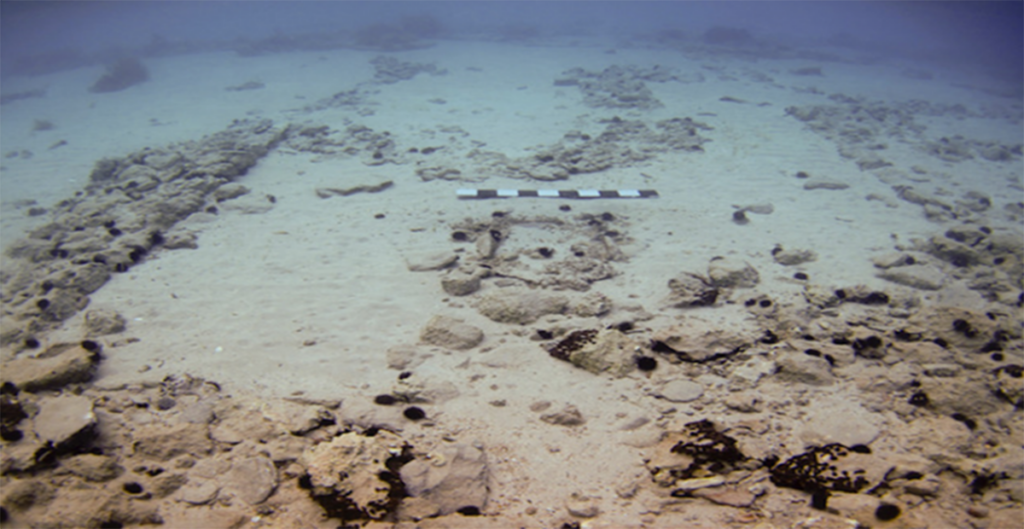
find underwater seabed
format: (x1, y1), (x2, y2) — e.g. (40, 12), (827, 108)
(1, 32), (1022, 529)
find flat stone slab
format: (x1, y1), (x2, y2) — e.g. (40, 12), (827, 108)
(655, 380), (704, 402)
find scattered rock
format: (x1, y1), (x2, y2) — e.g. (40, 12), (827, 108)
(692, 486), (757, 507)
(565, 492), (600, 518)
(220, 455), (278, 505)
(385, 344), (421, 370)
(667, 272), (719, 307)
(314, 180), (393, 198)
(440, 269), (483, 296)
(572, 291), (613, 317)
(261, 400), (337, 435)
(83, 308), (126, 335)
(553, 65), (675, 110)
(707, 256), (759, 288)
(774, 351), (834, 386)
(419, 315), (484, 350)
(871, 252), (919, 269)
(645, 420), (746, 491)
(651, 324), (751, 363)
(399, 443), (489, 517)
(178, 480), (221, 505)
(547, 328), (637, 377)
(406, 251), (458, 272)
(877, 264), (945, 290)
(654, 380), (704, 402)
(993, 366), (1024, 407)
(132, 423), (214, 461)
(162, 230), (199, 250)
(803, 178), (850, 190)
(61, 454), (122, 482)
(540, 405), (585, 427)
(300, 430), (411, 521)
(1, 342), (99, 392)
(475, 289), (568, 324)
(796, 396), (881, 446)
(773, 247), (818, 266)
(34, 395), (97, 452)
(0, 479), (55, 512)
(212, 183), (250, 202)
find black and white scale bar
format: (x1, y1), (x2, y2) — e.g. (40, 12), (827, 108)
(457, 189), (659, 199)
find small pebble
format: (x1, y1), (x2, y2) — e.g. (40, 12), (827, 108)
(967, 505), (989, 518)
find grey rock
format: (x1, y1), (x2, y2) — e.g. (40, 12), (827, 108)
(773, 248), (817, 266)
(212, 183), (250, 202)
(707, 256), (759, 288)
(221, 456), (277, 505)
(300, 430), (408, 521)
(540, 405), (585, 427)
(83, 308), (126, 335)
(904, 476), (941, 496)
(667, 273), (718, 307)
(406, 251), (458, 272)
(651, 325), (750, 363)
(924, 235), (981, 267)
(476, 231), (500, 258)
(314, 180), (393, 198)
(400, 443), (489, 516)
(289, 406), (336, 435)
(178, 480), (220, 505)
(921, 377), (1005, 417)
(180, 402), (216, 424)
(163, 231), (199, 250)
(871, 252), (918, 269)
(572, 291), (613, 317)
(993, 368), (1024, 407)
(56, 263), (110, 295)
(385, 345), (419, 370)
(260, 400), (335, 435)
(218, 194), (273, 215)
(37, 287), (89, 321)
(656, 380), (704, 402)
(210, 423), (245, 444)
(774, 352), (833, 386)
(440, 270), (482, 296)
(878, 264), (945, 290)
(34, 395), (97, 449)
(476, 290), (568, 324)
(565, 493), (600, 518)
(420, 315), (484, 350)
(922, 363), (961, 377)
(61, 454), (123, 481)
(803, 178), (850, 190)
(560, 328), (636, 377)
(797, 400), (881, 446)
(132, 423), (214, 461)
(1, 342), (99, 392)
(0, 316), (25, 348)
(999, 476), (1024, 501)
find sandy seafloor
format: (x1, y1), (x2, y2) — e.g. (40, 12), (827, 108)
(1, 36), (1023, 529)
